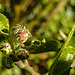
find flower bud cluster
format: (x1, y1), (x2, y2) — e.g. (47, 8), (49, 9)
(0, 25), (31, 61)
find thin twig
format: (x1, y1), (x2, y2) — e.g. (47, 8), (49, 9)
(14, 60), (40, 75)
(59, 30), (67, 41)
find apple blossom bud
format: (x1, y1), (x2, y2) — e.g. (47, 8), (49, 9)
(11, 25), (32, 43)
(0, 43), (12, 54)
(15, 48), (29, 60)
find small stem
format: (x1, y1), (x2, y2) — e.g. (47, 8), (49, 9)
(59, 30), (67, 41)
(14, 60), (40, 75)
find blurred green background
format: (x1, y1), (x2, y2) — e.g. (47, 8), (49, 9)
(0, 0), (75, 75)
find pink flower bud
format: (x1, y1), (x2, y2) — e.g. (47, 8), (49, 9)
(12, 25), (32, 43)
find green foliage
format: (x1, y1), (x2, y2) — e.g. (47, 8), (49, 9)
(0, 36), (5, 45)
(49, 25), (75, 75)
(61, 68), (71, 75)
(70, 68), (75, 75)
(0, 13), (9, 50)
(29, 40), (58, 54)
(2, 55), (13, 69)
(0, 13), (9, 31)
(46, 58), (55, 70)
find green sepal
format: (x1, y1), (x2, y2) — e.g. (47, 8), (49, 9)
(7, 33), (22, 49)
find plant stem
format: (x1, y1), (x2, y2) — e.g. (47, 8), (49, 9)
(59, 30), (67, 41)
(14, 60), (40, 75)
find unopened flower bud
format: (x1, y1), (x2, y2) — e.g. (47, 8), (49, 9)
(15, 48), (29, 60)
(11, 25), (32, 43)
(0, 43), (12, 54)
(12, 25), (23, 34)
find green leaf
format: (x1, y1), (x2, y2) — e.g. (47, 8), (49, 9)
(49, 25), (75, 75)
(2, 55), (13, 69)
(0, 13), (9, 31)
(30, 40), (58, 54)
(0, 13), (9, 44)
(61, 67), (71, 75)
(0, 35), (5, 45)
